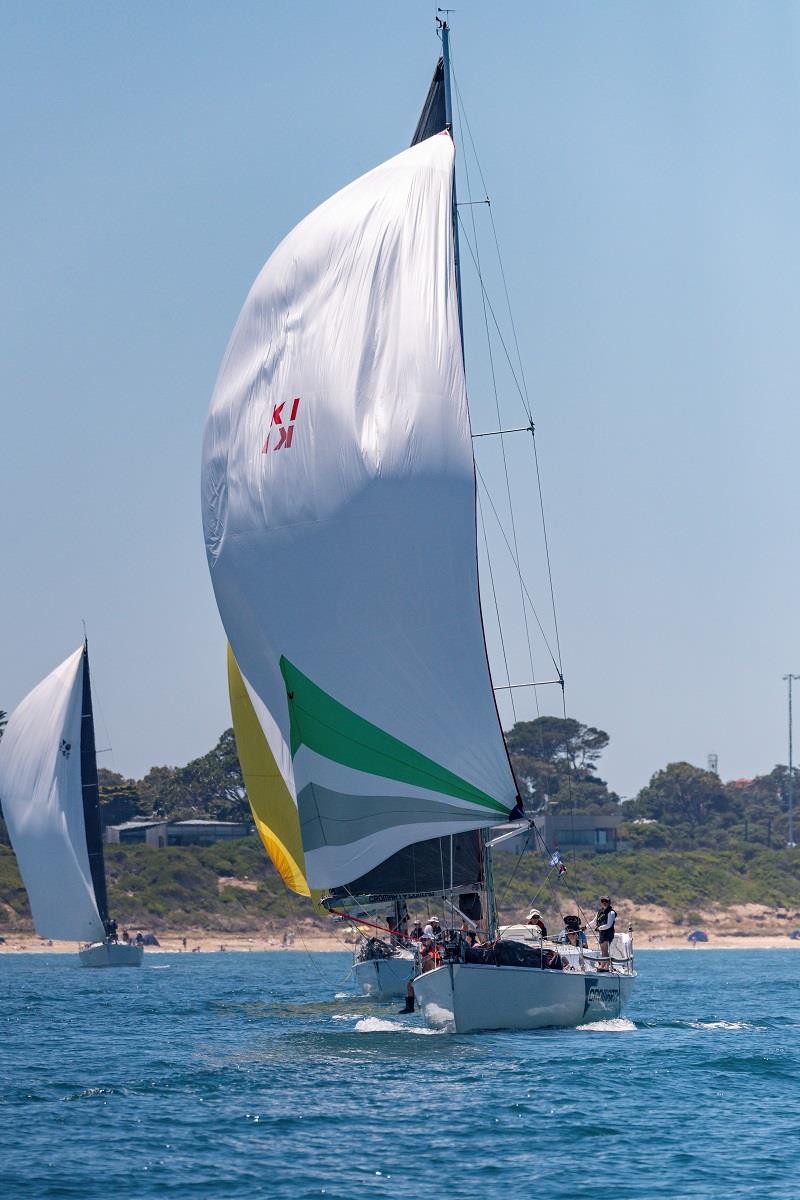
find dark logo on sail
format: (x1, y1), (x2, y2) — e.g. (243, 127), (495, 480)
(262, 397), (300, 453)
(60, 739), (72, 759)
(584, 978), (618, 1014)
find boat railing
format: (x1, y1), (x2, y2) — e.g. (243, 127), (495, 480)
(414, 929), (636, 976)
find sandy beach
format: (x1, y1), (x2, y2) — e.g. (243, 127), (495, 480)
(3, 900), (800, 954)
(0, 929), (349, 955)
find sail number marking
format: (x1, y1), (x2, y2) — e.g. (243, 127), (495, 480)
(262, 397), (301, 453)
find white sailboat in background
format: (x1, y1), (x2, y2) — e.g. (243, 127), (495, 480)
(202, 20), (635, 1031)
(0, 643), (142, 967)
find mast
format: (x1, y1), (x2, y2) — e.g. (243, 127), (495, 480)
(80, 641), (110, 928)
(440, 18), (464, 346)
(442, 17), (493, 931)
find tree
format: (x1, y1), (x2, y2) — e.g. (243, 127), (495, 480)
(136, 730), (248, 822)
(97, 769), (145, 827)
(505, 716), (617, 812)
(625, 762), (739, 843)
(506, 717), (610, 774)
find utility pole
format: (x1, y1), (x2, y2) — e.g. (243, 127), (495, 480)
(783, 674), (800, 847)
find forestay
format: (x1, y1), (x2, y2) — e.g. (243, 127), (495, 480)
(202, 132), (518, 889)
(0, 647), (106, 942)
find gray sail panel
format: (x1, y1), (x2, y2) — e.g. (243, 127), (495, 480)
(411, 57), (447, 144)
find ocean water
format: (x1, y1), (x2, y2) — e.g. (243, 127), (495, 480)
(0, 948), (797, 1199)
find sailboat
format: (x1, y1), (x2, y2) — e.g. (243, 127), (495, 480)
(202, 21), (635, 1031)
(0, 643), (143, 967)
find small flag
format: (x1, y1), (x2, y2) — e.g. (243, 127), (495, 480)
(557, 862), (568, 876)
(549, 851), (561, 867)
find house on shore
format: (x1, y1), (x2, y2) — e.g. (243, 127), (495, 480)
(494, 810), (622, 855)
(104, 818), (253, 848)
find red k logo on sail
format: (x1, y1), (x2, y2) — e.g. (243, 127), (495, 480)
(262, 397), (301, 453)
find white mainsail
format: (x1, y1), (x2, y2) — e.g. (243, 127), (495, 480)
(202, 132), (518, 889)
(0, 647), (106, 942)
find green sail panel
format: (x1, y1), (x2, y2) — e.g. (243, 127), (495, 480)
(281, 656), (506, 814)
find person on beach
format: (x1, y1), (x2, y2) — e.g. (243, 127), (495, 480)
(587, 897), (616, 969)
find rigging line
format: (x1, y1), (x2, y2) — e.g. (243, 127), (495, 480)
(525, 818), (593, 930)
(476, 465), (561, 677)
(477, 491), (517, 724)
(454, 79), (539, 719)
(451, 67), (533, 415)
(450, 52), (567, 709)
(532, 426), (564, 676)
(493, 828), (535, 915)
(457, 213), (529, 417)
(447, 44), (530, 420)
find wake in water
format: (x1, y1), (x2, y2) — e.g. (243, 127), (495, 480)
(352, 1016), (444, 1036)
(576, 1017), (636, 1033)
(689, 1020), (758, 1031)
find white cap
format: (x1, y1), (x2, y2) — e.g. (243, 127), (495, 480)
(527, 908), (542, 920)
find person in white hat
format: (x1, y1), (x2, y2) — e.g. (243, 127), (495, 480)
(525, 908), (548, 938)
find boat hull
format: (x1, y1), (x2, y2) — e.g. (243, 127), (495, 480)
(78, 941), (144, 968)
(354, 955), (414, 999)
(413, 962), (635, 1033)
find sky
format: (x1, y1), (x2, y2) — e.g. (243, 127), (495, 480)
(2, 1), (800, 799)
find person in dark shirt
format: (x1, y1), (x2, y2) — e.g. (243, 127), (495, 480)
(525, 908), (548, 938)
(588, 897), (616, 970)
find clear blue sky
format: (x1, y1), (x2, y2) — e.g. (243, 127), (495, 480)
(2, 1), (799, 798)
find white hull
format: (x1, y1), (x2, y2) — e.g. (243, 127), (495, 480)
(413, 962), (635, 1033)
(79, 941), (144, 968)
(354, 954), (414, 999)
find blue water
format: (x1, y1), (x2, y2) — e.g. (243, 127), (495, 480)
(0, 949), (797, 1199)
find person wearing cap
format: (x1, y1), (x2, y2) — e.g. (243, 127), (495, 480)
(556, 915), (588, 949)
(525, 908), (547, 938)
(588, 897), (616, 969)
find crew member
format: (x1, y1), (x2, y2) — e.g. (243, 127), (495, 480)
(588, 897), (616, 970)
(525, 908), (547, 937)
(557, 915), (587, 948)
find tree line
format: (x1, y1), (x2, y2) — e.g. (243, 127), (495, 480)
(0, 709), (794, 852)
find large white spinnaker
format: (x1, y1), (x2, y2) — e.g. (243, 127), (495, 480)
(202, 132), (518, 889)
(0, 647), (106, 942)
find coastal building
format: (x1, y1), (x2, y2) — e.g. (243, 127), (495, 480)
(104, 818), (253, 848)
(494, 810), (621, 855)
(535, 811), (620, 853)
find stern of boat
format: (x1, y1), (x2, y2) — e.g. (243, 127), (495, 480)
(79, 941), (144, 968)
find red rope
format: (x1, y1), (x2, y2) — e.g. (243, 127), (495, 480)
(326, 906), (415, 942)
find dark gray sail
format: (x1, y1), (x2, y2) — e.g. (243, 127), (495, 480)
(80, 643), (110, 927)
(330, 832), (482, 903)
(411, 57), (446, 144)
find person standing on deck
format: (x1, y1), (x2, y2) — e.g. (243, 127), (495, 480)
(587, 897), (616, 970)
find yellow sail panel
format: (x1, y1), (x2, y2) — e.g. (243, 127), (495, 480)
(227, 646), (310, 897)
